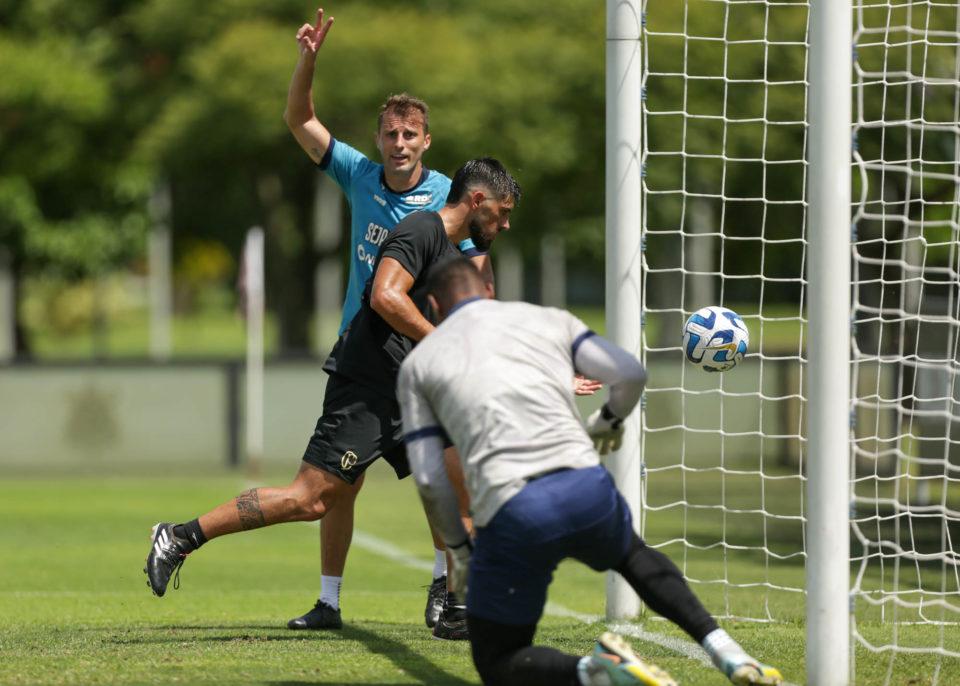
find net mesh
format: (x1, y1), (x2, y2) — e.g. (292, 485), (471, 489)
(636, 0), (960, 679)
(850, 0), (960, 675)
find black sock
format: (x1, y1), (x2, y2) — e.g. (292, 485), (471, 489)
(615, 533), (719, 642)
(173, 519), (207, 551)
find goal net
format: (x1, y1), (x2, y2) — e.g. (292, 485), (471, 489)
(850, 0), (960, 677)
(630, 0), (960, 680)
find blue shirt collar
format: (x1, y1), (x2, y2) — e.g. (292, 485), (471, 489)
(447, 296), (485, 318)
(380, 167), (429, 195)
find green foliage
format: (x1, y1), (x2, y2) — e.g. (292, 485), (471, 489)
(5, 0), (954, 351)
(0, 3), (150, 280)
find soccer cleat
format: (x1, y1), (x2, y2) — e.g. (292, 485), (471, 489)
(724, 657), (783, 686)
(424, 575), (447, 628)
(431, 600), (468, 641)
(585, 632), (678, 686)
(287, 599), (343, 630)
(431, 614), (469, 641)
(144, 522), (191, 597)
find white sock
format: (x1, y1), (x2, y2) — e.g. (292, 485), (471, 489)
(701, 628), (749, 671)
(577, 656), (612, 686)
(433, 548), (447, 579)
(319, 575), (342, 611)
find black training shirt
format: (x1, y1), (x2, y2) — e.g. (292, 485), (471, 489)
(323, 210), (461, 397)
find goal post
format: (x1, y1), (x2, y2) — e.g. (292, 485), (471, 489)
(806, 1), (852, 684)
(605, 0), (644, 621)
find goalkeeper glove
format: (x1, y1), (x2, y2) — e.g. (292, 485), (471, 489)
(585, 404), (624, 455)
(448, 537), (473, 598)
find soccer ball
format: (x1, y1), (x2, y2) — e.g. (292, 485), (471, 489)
(681, 306), (749, 372)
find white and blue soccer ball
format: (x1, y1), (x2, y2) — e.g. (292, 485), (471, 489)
(681, 305), (749, 372)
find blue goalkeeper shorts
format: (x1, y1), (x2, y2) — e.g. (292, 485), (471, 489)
(467, 464), (634, 625)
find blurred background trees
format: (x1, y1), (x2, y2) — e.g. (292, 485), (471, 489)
(0, 0), (609, 356)
(10, 1), (943, 358)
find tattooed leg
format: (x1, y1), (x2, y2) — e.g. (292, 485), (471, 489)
(236, 489), (267, 530)
(194, 462), (346, 541)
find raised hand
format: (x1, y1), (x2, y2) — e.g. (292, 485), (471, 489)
(296, 8), (334, 58)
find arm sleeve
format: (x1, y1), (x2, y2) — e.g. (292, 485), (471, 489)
(397, 362), (469, 548)
(572, 330), (648, 420)
(380, 216), (437, 281)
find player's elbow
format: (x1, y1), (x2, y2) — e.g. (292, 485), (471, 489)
(283, 104), (313, 132)
(282, 107), (301, 131)
(411, 459), (446, 496)
(370, 287), (401, 320)
(413, 471), (443, 506)
(623, 358), (648, 389)
(412, 468), (432, 492)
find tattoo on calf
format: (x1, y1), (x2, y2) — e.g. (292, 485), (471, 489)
(236, 489), (267, 530)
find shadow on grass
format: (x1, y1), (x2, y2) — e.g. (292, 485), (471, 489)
(337, 624), (475, 686)
(108, 621), (476, 685)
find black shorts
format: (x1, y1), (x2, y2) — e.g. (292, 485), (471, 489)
(302, 373), (409, 484)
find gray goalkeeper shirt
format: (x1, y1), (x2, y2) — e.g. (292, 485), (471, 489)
(397, 297), (600, 527)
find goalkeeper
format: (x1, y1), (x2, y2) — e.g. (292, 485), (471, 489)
(397, 256), (784, 686)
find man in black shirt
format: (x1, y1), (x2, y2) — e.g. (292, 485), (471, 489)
(143, 159), (520, 617)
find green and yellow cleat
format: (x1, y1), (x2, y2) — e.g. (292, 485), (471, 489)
(586, 632), (678, 686)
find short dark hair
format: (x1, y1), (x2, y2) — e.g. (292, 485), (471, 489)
(378, 93), (430, 133)
(446, 158), (521, 205)
(426, 256), (484, 313)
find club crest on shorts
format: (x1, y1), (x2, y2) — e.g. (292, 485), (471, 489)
(341, 450), (358, 470)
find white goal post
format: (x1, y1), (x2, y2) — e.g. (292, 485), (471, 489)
(806, 0), (852, 681)
(605, 1), (960, 684)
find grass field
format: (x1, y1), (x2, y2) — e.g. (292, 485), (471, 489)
(1, 463), (954, 685)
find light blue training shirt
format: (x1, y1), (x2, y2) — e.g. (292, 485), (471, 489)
(319, 138), (482, 333)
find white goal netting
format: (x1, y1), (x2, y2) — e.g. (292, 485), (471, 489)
(850, 0), (960, 677)
(634, 0), (960, 680)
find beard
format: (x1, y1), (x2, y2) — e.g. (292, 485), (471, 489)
(468, 217), (493, 252)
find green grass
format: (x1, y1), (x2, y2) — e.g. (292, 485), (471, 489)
(1, 465), (954, 685)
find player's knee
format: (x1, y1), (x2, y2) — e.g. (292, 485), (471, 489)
(616, 533), (685, 590)
(471, 647), (507, 686)
(280, 481), (329, 521)
(468, 614), (537, 686)
(291, 492), (326, 520)
(289, 463), (352, 520)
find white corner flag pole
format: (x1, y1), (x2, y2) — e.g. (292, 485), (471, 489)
(244, 227), (265, 479)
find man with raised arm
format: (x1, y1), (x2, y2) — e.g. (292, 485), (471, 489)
(397, 256), (785, 686)
(281, 7), (492, 636)
(144, 159), (521, 642)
